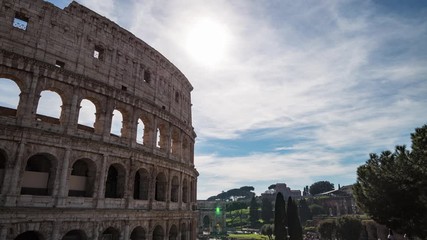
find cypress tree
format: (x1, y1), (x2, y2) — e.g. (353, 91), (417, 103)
(274, 192), (287, 240)
(287, 197), (303, 240)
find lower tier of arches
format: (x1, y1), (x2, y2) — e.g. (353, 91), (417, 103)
(0, 208), (197, 240)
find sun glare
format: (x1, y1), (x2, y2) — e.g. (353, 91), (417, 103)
(186, 18), (229, 67)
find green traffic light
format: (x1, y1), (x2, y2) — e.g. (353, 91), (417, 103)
(215, 207), (221, 215)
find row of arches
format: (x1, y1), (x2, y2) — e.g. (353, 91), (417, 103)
(0, 77), (194, 164)
(0, 149), (196, 204)
(12, 223), (192, 240)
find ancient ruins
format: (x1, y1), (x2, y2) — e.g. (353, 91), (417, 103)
(0, 0), (198, 239)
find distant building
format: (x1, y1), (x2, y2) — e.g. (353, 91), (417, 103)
(314, 184), (358, 216)
(197, 200), (227, 236)
(261, 183), (301, 202)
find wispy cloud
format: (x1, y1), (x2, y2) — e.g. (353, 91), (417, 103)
(29, 0), (427, 199)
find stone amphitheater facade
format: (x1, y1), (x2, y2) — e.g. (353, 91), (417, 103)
(0, 0), (198, 239)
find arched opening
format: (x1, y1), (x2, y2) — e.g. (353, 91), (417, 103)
(130, 226), (146, 240)
(15, 231), (44, 240)
(136, 119), (145, 144)
(203, 216), (210, 232)
(169, 225), (178, 240)
(0, 150), (6, 192)
(110, 109), (123, 137)
(21, 154), (56, 196)
(36, 90), (62, 124)
(180, 223), (187, 240)
(153, 226), (164, 240)
(155, 173), (167, 201)
(0, 77), (20, 117)
(182, 179), (188, 203)
(68, 159), (96, 197)
(156, 127), (161, 148)
(77, 99), (96, 132)
(101, 227), (120, 240)
(133, 168), (149, 200)
(171, 176), (179, 203)
(105, 164), (125, 198)
(62, 229), (87, 240)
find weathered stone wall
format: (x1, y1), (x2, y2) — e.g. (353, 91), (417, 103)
(0, 0), (198, 239)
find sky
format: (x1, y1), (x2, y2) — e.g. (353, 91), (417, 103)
(2, 0), (427, 200)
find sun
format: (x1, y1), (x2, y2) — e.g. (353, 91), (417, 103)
(186, 18), (229, 67)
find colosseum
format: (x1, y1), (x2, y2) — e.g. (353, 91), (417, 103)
(0, 0), (198, 239)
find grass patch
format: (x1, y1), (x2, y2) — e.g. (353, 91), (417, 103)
(228, 233), (269, 240)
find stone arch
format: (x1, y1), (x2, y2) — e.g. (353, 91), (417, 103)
(136, 113), (153, 145)
(169, 224), (178, 240)
(133, 168), (149, 200)
(170, 175), (179, 203)
(68, 158), (96, 197)
(101, 227), (120, 240)
(170, 127), (180, 156)
(62, 229), (87, 240)
(155, 172), (167, 201)
(14, 230), (45, 240)
(105, 163), (126, 198)
(110, 109), (124, 137)
(130, 226), (146, 240)
(153, 225), (164, 240)
(203, 215), (210, 230)
(35, 89), (63, 124)
(182, 178), (188, 203)
(0, 149), (6, 193)
(156, 120), (168, 149)
(21, 153), (57, 196)
(0, 77), (21, 117)
(77, 98), (97, 131)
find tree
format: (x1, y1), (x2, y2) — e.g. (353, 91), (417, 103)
(298, 198), (312, 225)
(261, 197), (274, 224)
(249, 196), (259, 227)
(309, 181), (334, 195)
(354, 124), (427, 239)
(335, 216), (362, 240)
(261, 224), (274, 240)
(287, 197), (303, 240)
(274, 192), (287, 240)
(318, 219), (336, 240)
(207, 186), (255, 201)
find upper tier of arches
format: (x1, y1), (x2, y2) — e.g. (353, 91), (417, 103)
(0, 76), (194, 166)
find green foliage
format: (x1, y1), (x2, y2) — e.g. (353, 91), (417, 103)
(228, 233), (269, 240)
(249, 196), (259, 227)
(261, 198), (274, 224)
(318, 219), (336, 240)
(274, 193), (287, 240)
(260, 224), (274, 240)
(287, 197), (303, 240)
(335, 216), (362, 240)
(298, 198), (312, 225)
(354, 124), (427, 239)
(227, 201), (248, 212)
(207, 186), (255, 201)
(308, 204), (325, 216)
(309, 181), (334, 195)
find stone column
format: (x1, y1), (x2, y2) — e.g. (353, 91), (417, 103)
(55, 148), (71, 206)
(0, 225), (8, 240)
(51, 221), (61, 239)
(5, 141), (26, 206)
(123, 223), (130, 240)
(96, 154), (108, 208)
